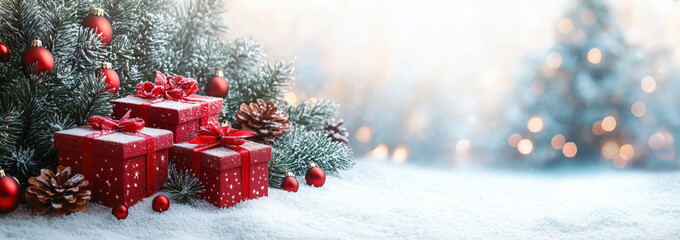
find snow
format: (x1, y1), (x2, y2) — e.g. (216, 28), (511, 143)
(1, 160), (679, 239)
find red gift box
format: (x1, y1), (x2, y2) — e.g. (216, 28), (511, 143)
(111, 95), (222, 143)
(172, 141), (271, 208)
(111, 71), (223, 143)
(55, 127), (173, 207)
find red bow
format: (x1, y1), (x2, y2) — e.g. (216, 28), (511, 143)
(87, 110), (145, 132)
(133, 71), (199, 100)
(187, 122), (255, 151)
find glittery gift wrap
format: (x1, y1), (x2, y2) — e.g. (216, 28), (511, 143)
(171, 141), (271, 208)
(111, 95), (222, 143)
(54, 127), (173, 207)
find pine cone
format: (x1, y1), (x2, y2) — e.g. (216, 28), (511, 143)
(25, 166), (91, 216)
(234, 99), (291, 145)
(324, 118), (349, 144)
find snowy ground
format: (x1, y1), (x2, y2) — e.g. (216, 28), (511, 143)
(1, 160), (679, 240)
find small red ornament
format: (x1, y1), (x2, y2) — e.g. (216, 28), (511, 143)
(152, 195), (169, 213)
(97, 62), (120, 94)
(0, 42), (9, 62)
(20, 38), (54, 75)
(82, 7), (112, 46)
(205, 70), (229, 98)
(280, 172), (299, 192)
(305, 162), (326, 187)
(112, 204), (128, 220)
(0, 168), (20, 214)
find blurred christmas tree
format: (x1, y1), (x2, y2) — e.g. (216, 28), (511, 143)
(500, 0), (680, 169)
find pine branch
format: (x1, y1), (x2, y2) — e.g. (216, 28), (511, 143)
(0, 146), (40, 185)
(223, 61), (294, 121)
(269, 126), (354, 188)
(166, 162), (205, 205)
(284, 99), (339, 131)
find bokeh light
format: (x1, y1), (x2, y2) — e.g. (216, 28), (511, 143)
(641, 76), (656, 93)
(562, 142), (577, 157)
(613, 155), (627, 168)
(517, 139), (533, 155)
(551, 134), (566, 150)
(587, 48), (602, 64)
(557, 18), (573, 34)
(630, 101), (646, 117)
(601, 116), (616, 132)
(392, 145), (409, 163)
(285, 92), (297, 104)
(581, 9), (597, 25)
(355, 126), (372, 143)
(592, 121), (605, 135)
(547, 53), (563, 69)
(619, 144), (634, 161)
(527, 116), (544, 133)
(455, 139), (472, 155)
(601, 141), (619, 159)
(509, 133), (522, 148)
(369, 144), (388, 160)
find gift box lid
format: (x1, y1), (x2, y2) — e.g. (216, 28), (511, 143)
(173, 141), (271, 171)
(54, 127), (174, 159)
(111, 95), (223, 124)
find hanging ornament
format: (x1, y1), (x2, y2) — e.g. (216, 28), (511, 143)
(20, 38), (54, 75)
(280, 172), (299, 192)
(82, 7), (113, 46)
(0, 42), (9, 62)
(97, 62), (120, 94)
(205, 70), (229, 98)
(112, 204), (128, 220)
(152, 195), (170, 213)
(305, 162), (326, 187)
(0, 167), (20, 214)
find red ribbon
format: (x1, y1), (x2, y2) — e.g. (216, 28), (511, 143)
(186, 122), (256, 199)
(80, 111), (157, 196)
(133, 71), (210, 127)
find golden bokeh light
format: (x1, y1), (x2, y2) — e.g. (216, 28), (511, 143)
(641, 76), (656, 93)
(547, 53), (563, 69)
(551, 134), (566, 150)
(601, 116), (616, 132)
(562, 142), (577, 157)
(613, 155), (627, 168)
(509, 133), (522, 148)
(527, 116), (544, 133)
(557, 18), (573, 34)
(285, 92), (297, 105)
(592, 121), (604, 135)
(368, 144), (388, 160)
(392, 145), (409, 163)
(648, 130), (674, 150)
(455, 139), (472, 155)
(601, 141), (619, 159)
(630, 101), (646, 117)
(355, 126), (372, 143)
(517, 139), (533, 155)
(619, 144), (634, 161)
(587, 48), (602, 64)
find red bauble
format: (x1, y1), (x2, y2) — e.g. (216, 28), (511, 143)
(82, 8), (112, 46)
(305, 162), (326, 187)
(20, 39), (54, 75)
(97, 62), (120, 94)
(0, 169), (20, 214)
(112, 204), (128, 220)
(280, 172), (299, 192)
(0, 42), (9, 62)
(205, 70), (228, 98)
(152, 195), (170, 213)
